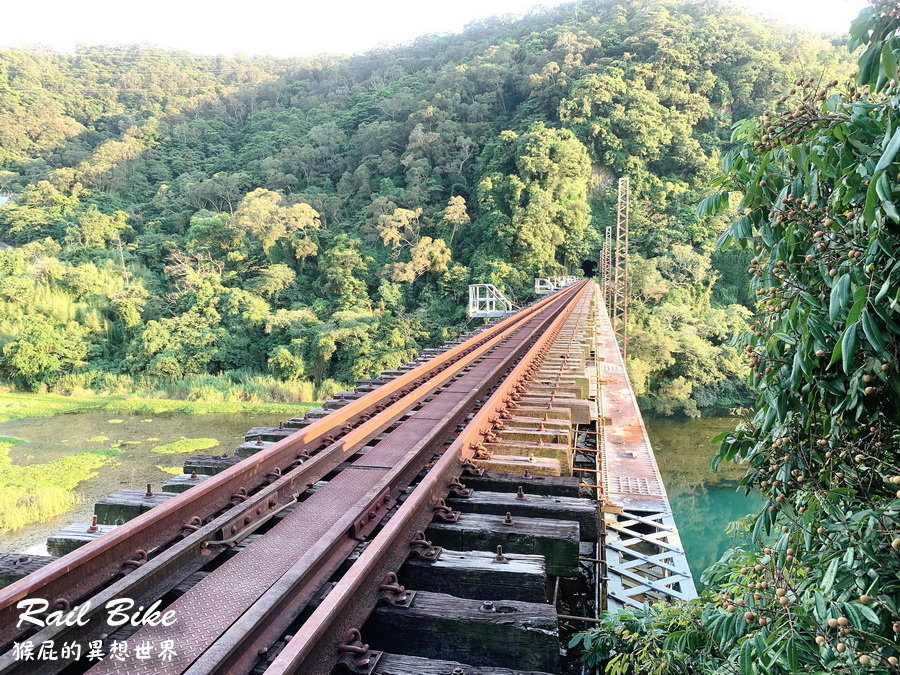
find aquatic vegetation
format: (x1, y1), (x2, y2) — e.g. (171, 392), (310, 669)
(155, 465), (183, 475)
(151, 438), (219, 455)
(0, 393), (107, 422)
(87, 435), (109, 442)
(0, 442), (119, 535)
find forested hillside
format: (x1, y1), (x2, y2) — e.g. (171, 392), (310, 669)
(0, 0), (848, 412)
(575, 3), (900, 671)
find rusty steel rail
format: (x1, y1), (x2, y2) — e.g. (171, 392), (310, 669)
(172, 283), (590, 675)
(0, 283), (585, 673)
(0, 287), (564, 647)
(264, 280), (593, 674)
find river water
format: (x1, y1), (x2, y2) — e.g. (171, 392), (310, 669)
(648, 416), (763, 587)
(0, 410), (289, 555)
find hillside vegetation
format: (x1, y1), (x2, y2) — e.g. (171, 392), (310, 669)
(575, 2), (900, 672)
(0, 0), (847, 413)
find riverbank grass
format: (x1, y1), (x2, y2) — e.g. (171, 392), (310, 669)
(0, 442), (120, 536)
(0, 392), (318, 424)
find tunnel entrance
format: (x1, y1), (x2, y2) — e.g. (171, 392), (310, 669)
(581, 259), (598, 277)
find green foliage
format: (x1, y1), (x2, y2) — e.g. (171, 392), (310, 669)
(1, 316), (89, 389)
(575, 3), (900, 671)
(0, 392), (318, 424)
(475, 122), (592, 286)
(0, 0), (849, 412)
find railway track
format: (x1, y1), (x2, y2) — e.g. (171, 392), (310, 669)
(0, 279), (605, 675)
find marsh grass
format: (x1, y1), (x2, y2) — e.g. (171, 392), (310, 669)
(151, 438), (219, 455)
(0, 380), (330, 533)
(47, 370), (341, 406)
(0, 392), (319, 424)
(0, 442), (120, 535)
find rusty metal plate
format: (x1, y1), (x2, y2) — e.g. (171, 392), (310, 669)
(88, 468), (387, 675)
(593, 300), (667, 512)
(264, 281), (592, 674)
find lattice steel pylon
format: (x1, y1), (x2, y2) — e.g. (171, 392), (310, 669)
(601, 225), (612, 309)
(612, 177), (630, 358)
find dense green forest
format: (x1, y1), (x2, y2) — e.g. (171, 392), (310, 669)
(575, 1), (900, 672)
(0, 0), (849, 413)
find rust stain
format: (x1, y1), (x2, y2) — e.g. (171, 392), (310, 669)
(594, 287), (669, 512)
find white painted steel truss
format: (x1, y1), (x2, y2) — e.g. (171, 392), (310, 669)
(604, 509), (697, 610)
(467, 284), (514, 318)
(534, 276), (579, 295)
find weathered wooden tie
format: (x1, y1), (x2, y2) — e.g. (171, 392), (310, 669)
(94, 488), (174, 524)
(373, 653), (552, 675)
(365, 591), (559, 673)
(472, 453), (561, 476)
(47, 521), (116, 557)
(183, 454), (242, 475)
(235, 439), (273, 457)
(484, 440), (572, 474)
(161, 472), (209, 493)
(463, 471), (581, 497)
(448, 490), (598, 540)
(427, 512), (579, 577)
(399, 548), (546, 602)
(0, 554), (56, 589)
(244, 426), (294, 442)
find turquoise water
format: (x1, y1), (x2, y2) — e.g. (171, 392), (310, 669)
(648, 417), (764, 587)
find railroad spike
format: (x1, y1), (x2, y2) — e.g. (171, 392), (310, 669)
(432, 499), (460, 523)
(336, 628), (381, 673)
(448, 475), (472, 498)
(461, 458), (485, 477)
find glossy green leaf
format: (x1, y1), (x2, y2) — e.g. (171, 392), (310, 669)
(841, 322), (859, 374)
(696, 191), (730, 217)
(861, 310), (886, 355)
(829, 274), (851, 321)
(822, 557), (839, 593)
(875, 126), (900, 173)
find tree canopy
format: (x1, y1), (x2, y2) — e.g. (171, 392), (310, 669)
(0, 0), (849, 410)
